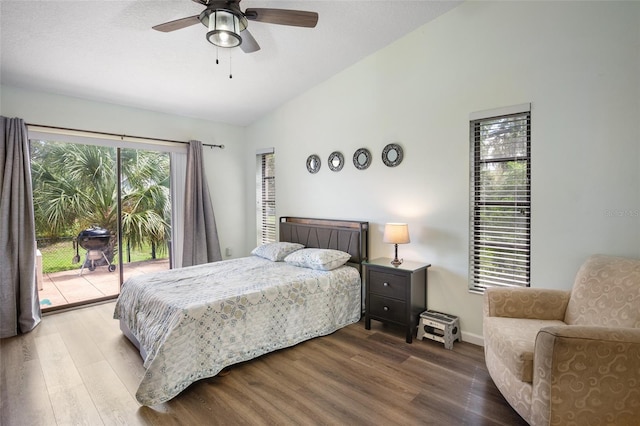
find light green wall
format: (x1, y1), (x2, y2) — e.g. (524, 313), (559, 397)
(245, 1), (640, 343)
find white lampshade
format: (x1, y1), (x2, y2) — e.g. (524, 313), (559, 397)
(383, 223), (410, 245)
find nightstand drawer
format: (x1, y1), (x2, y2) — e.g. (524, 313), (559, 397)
(369, 270), (405, 299)
(369, 294), (406, 323)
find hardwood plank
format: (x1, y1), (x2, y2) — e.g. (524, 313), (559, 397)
(307, 337), (423, 402)
(462, 366), (527, 425)
(290, 348), (423, 425)
(233, 358), (326, 424)
(0, 336), (55, 425)
(78, 359), (151, 426)
(197, 373), (287, 425)
(31, 311), (61, 337)
(1, 302), (527, 425)
(135, 406), (185, 426)
(97, 331), (147, 397)
(80, 303), (121, 342)
(57, 310), (106, 368)
(96, 301), (121, 323)
(195, 376), (277, 425)
(84, 304), (148, 397)
(34, 332), (85, 394)
(231, 354), (335, 423)
(49, 383), (103, 425)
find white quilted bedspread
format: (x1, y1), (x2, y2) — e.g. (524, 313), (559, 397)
(113, 256), (361, 406)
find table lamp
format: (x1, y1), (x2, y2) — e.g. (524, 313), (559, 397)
(383, 223), (410, 266)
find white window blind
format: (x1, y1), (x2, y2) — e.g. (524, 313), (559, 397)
(469, 107), (531, 293)
(256, 150), (276, 245)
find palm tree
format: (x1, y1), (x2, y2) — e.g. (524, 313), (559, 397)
(31, 140), (171, 260)
(120, 148), (171, 258)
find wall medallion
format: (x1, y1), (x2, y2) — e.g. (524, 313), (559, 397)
(353, 148), (372, 170)
(306, 154), (321, 174)
(328, 151), (344, 172)
(382, 143), (404, 167)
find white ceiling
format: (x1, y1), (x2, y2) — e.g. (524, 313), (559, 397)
(1, 1), (462, 126)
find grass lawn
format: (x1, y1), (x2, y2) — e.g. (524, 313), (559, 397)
(38, 240), (168, 274)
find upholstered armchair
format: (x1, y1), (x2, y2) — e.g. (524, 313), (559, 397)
(483, 254), (640, 426)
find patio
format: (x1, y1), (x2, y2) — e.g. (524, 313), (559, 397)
(38, 258), (169, 310)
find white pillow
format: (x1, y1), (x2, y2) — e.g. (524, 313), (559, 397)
(284, 248), (351, 271)
(251, 242), (304, 262)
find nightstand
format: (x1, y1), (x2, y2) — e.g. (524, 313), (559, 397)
(364, 257), (431, 343)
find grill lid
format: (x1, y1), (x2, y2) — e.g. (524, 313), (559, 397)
(77, 226), (112, 250)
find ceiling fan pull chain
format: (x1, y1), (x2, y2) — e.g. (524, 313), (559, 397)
(229, 51), (233, 79)
(216, 47), (219, 65)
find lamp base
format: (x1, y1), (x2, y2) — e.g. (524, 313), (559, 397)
(390, 244), (403, 266)
(390, 257), (403, 266)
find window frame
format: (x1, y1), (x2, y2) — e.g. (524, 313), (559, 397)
(469, 104), (531, 293)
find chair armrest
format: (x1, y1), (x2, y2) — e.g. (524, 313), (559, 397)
(483, 287), (570, 320)
(531, 326), (640, 426)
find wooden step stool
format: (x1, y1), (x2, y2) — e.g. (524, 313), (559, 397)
(417, 310), (461, 350)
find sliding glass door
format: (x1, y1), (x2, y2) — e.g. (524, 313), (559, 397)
(29, 131), (183, 311)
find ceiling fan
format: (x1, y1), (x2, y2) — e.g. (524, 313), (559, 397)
(152, 0), (319, 53)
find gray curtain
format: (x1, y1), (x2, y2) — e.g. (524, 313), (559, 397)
(0, 117), (41, 338)
(182, 140), (222, 267)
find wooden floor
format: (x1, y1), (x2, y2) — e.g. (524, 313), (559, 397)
(1, 302), (527, 426)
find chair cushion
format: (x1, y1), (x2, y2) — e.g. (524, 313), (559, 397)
(565, 254), (640, 328)
(484, 317), (565, 383)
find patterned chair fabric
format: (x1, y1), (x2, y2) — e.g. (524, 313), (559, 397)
(483, 255), (640, 426)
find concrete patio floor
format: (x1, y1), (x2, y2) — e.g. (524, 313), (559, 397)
(38, 258), (169, 310)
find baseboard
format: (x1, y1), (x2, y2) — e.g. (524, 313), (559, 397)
(461, 331), (484, 347)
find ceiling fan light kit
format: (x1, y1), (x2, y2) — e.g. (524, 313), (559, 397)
(202, 8), (246, 48)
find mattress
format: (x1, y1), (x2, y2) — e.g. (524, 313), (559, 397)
(113, 255), (361, 405)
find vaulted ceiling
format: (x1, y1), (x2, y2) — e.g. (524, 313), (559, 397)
(1, 1), (462, 126)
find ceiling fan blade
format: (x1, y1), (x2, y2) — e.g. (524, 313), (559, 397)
(244, 8), (318, 28)
(240, 29), (261, 53)
(152, 15), (200, 32)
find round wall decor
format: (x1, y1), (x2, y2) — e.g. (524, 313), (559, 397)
(328, 151), (344, 172)
(353, 148), (372, 170)
(306, 154), (321, 174)
(382, 143), (404, 167)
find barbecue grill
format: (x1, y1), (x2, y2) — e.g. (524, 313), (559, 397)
(74, 226), (116, 275)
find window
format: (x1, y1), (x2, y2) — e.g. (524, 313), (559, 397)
(256, 149), (276, 245)
(469, 104), (531, 293)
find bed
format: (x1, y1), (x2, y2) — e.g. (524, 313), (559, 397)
(113, 217), (368, 406)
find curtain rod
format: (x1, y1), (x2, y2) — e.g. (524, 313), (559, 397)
(26, 124), (225, 149)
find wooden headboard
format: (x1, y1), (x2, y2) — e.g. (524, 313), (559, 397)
(279, 217), (369, 265)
